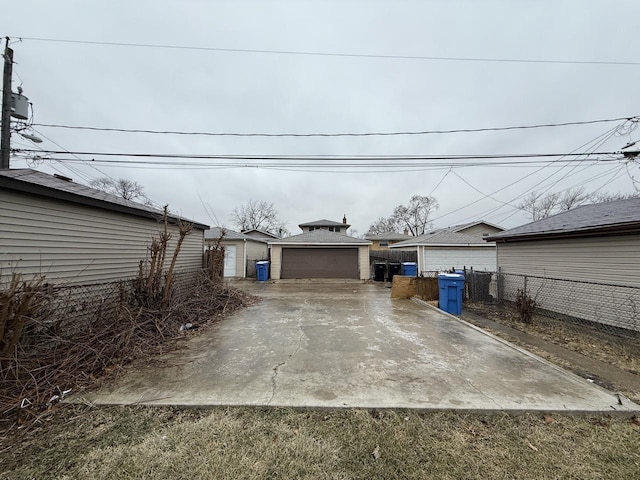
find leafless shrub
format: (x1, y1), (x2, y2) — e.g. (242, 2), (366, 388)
(515, 288), (536, 324)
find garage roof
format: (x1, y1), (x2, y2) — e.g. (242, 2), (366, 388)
(205, 227), (268, 242)
(486, 198), (640, 242)
(269, 230), (371, 245)
(0, 168), (209, 229)
(390, 230), (494, 248)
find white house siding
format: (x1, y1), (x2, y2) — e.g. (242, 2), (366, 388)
(497, 235), (640, 287)
(1, 191), (204, 285)
(497, 235), (640, 332)
(421, 246), (497, 273)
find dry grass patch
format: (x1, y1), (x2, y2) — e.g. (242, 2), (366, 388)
(466, 304), (640, 375)
(1, 406), (639, 479)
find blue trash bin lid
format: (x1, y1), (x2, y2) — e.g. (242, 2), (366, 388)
(256, 261), (269, 265)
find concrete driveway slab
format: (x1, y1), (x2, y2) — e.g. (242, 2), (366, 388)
(84, 283), (638, 411)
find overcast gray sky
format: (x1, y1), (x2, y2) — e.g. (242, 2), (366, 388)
(4, 0), (640, 235)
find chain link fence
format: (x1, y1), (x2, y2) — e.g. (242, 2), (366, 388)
(32, 269), (204, 337)
(418, 269), (639, 341)
(496, 271), (640, 338)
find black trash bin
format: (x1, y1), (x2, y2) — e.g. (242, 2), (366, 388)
(373, 262), (387, 282)
(387, 263), (401, 282)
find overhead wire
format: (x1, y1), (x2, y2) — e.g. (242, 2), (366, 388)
(29, 116), (638, 138)
(428, 123), (628, 225)
(15, 36), (640, 67)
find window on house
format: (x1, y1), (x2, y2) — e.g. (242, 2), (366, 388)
(380, 240), (389, 247)
(309, 226), (315, 231)
(335, 227), (341, 233)
(329, 227), (335, 232)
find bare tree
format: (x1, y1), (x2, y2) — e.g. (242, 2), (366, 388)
(366, 216), (400, 235)
(231, 200), (288, 236)
(519, 188), (639, 220)
(589, 191), (640, 203)
(367, 195), (438, 236)
(557, 187), (591, 212)
(391, 195), (439, 236)
(90, 177), (150, 204)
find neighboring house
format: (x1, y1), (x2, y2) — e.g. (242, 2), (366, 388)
(204, 227), (269, 278)
(268, 230), (371, 280)
(365, 232), (413, 250)
(485, 199), (640, 287)
(299, 216), (350, 234)
(241, 228), (281, 240)
(444, 220), (504, 238)
(485, 199), (640, 332)
(0, 169), (208, 285)
(390, 230), (497, 273)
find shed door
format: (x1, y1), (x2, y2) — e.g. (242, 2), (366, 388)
(422, 247), (496, 272)
(224, 245), (237, 277)
(281, 248), (358, 279)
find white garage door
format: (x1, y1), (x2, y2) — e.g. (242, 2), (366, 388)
(422, 247), (496, 272)
(224, 245), (237, 277)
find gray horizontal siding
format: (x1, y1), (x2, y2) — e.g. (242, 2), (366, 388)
(1, 191), (204, 285)
(497, 235), (640, 287)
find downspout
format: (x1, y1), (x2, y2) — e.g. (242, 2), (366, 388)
(243, 239), (247, 278)
(416, 246), (421, 274)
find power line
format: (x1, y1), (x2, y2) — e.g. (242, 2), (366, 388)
(15, 36), (640, 67)
(30, 116), (638, 138)
(11, 149), (624, 161)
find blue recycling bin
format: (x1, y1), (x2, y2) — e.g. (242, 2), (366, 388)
(256, 261), (269, 282)
(438, 273), (465, 315)
(401, 262), (418, 276)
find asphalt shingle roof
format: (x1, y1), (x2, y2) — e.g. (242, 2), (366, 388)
(204, 227), (267, 242)
(270, 230), (371, 245)
(390, 230), (494, 247)
(365, 232), (413, 241)
(486, 198), (640, 241)
(0, 168), (208, 229)
(298, 219), (350, 227)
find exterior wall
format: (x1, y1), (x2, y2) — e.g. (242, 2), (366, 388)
(457, 224), (503, 238)
(301, 226), (347, 234)
(369, 239), (411, 251)
(245, 240), (269, 277)
(270, 245), (282, 279)
(420, 246), (497, 273)
(496, 235), (640, 287)
(358, 245), (370, 280)
(1, 190), (204, 285)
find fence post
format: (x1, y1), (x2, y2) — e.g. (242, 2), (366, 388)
(524, 275), (528, 297)
(497, 267), (503, 304)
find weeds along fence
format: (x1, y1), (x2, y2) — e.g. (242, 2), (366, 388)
(0, 268), (249, 422)
(496, 272), (640, 337)
(462, 270), (640, 340)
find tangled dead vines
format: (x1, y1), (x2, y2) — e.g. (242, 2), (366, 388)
(0, 271), (252, 428)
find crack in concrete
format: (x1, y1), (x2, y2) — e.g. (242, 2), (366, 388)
(465, 378), (504, 409)
(267, 327), (305, 406)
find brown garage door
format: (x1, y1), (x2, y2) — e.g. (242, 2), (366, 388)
(281, 248), (359, 279)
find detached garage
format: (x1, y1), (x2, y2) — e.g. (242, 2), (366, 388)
(269, 230), (371, 280)
(390, 230), (496, 274)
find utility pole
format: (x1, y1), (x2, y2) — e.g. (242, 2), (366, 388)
(1, 37), (13, 169)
